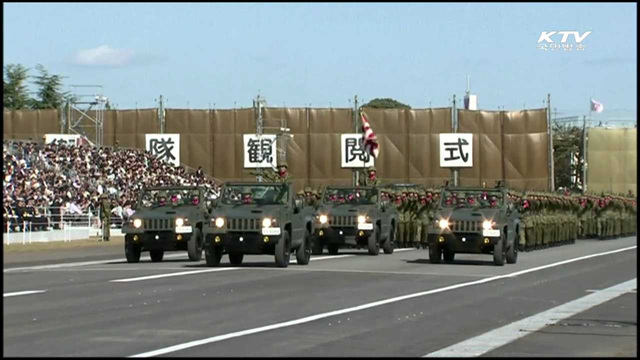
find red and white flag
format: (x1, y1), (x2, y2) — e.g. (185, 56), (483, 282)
(360, 111), (379, 158)
(590, 98), (604, 113)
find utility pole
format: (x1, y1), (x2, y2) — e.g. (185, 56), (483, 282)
(452, 94), (458, 186)
(353, 95), (359, 186)
(582, 115), (588, 193)
(547, 93), (555, 191)
(158, 95), (165, 133)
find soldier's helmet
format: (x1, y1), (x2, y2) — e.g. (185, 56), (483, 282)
(304, 187), (313, 195)
(368, 166), (377, 172)
(278, 162), (288, 169)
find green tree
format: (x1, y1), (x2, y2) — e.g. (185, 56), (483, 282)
(3, 64), (31, 110)
(553, 121), (583, 191)
(30, 64), (68, 110)
(361, 98), (411, 109)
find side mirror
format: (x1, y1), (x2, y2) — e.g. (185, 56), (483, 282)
(294, 199), (303, 212)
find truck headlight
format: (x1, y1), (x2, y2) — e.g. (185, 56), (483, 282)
(262, 218), (272, 228)
(319, 215), (328, 224)
(133, 219), (142, 228)
(358, 215), (367, 224)
(175, 218), (184, 227)
(438, 219), (450, 229)
(215, 217), (224, 228)
(482, 220), (494, 230)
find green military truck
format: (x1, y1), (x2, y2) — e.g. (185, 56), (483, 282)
(313, 186), (397, 256)
(426, 184), (520, 266)
(203, 182), (315, 267)
(122, 186), (212, 263)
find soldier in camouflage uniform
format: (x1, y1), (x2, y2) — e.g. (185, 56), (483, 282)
(262, 162), (291, 184)
(392, 190), (406, 247)
(407, 190), (420, 248)
(358, 166), (380, 187)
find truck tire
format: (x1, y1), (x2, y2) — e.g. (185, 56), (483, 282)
(429, 244), (441, 264)
(296, 228), (311, 265)
(150, 249), (164, 262)
(443, 249), (455, 263)
(187, 228), (203, 261)
(205, 243), (222, 267)
(368, 224), (380, 255)
(327, 244), (339, 255)
(125, 242), (141, 263)
(506, 232), (518, 264)
(311, 236), (323, 255)
(383, 224), (394, 254)
(275, 231), (291, 268)
(493, 237), (506, 266)
(229, 253), (244, 265)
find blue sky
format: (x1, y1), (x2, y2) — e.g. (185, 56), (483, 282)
(3, 3), (637, 124)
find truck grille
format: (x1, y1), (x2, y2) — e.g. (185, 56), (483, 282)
(329, 215), (356, 227)
(228, 218), (260, 232)
(451, 220), (481, 233)
(144, 219), (172, 231)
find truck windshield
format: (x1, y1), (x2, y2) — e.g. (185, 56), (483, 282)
(139, 189), (201, 208)
(323, 188), (377, 205)
(221, 185), (289, 205)
(440, 189), (503, 209)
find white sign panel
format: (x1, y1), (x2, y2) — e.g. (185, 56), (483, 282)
(440, 133), (473, 168)
(341, 134), (375, 168)
(44, 134), (81, 146)
(146, 134), (180, 167)
(243, 134), (277, 169)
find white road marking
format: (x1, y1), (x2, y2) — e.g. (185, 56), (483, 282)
(4, 290), (48, 297)
(129, 244), (636, 357)
(423, 278), (637, 357)
(110, 254), (356, 282)
(110, 268), (239, 282)
(3, 254), (187, 272)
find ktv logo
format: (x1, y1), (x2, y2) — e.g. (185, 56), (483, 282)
(537, 31), (591, 52)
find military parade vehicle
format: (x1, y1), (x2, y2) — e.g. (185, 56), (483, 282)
(122, 186), (212, 263)
(426, 183), (520, 266)
(203, 182), (315, 267)
(313, 186), (397, 255)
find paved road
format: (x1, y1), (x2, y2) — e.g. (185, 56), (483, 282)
(3, 237), (637, 357)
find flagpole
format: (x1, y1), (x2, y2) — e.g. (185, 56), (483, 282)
(354, 95), (359, 187)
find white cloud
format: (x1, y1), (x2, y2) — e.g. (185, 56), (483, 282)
(73, 45), (135, 67)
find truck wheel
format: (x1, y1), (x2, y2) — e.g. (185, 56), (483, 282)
(506, 234), (518, 264)
(443, 249), (455, 263)
(368, 224), (380, 255)
(150, 249), (164, 262)
(187, 228), (203, 261)
(229, 253), (244, 265)
(429, 244), (441, 264)
(296, 228), (311, 265)
(275, 231), (291, 267)
(383, 224), (394, 254)
(205, 243), (222, 267)
(493, 237), (506, 266)
(125, 242), (141, 263)
(311, 235), (323, 255)
(327, 244), (339, 255)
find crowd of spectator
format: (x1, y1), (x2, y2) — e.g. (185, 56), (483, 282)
(3, 139), (220, 232)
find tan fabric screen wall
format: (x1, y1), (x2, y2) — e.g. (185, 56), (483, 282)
(502, 109), (549, 190)
(587, 128), (637, 195)
(211, 108), (256, 182)
(407, 108), (452, 187)
(458, 109), (549, 191)
(113, 109), (159, 150)
(165, 109), (212, 175)
(308, 108), (354, 188)
(3, 109), (59, 141)
(263, 107), (308, 193)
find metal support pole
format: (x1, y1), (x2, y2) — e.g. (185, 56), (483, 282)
(353, 95), (359, 186)
(158, 95), (165, 134)
(452, 95), (459, 186)
(548, 93), (555, 191)
(583, 114), (588, 193)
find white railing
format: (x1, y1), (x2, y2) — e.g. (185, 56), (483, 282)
(3, 207), (125, 244)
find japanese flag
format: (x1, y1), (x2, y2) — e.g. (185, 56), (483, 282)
(590, 98), (604, 113)
(360, 111), (379, 158)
